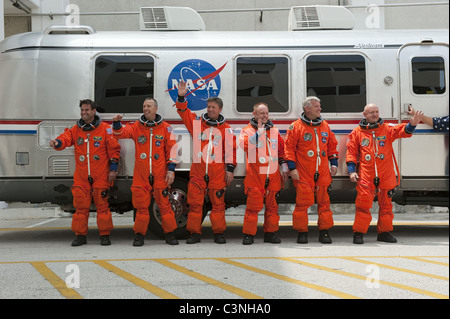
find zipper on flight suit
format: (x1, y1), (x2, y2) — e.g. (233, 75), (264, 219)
(264, 132), (272, 189)
(313, 128), (321, 182)
(148, 128), (154, 186)
(371, 131), (380, 187)
(86, 133), (94, 185)
(203, 126), (214, 187)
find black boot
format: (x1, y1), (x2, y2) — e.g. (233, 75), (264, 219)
(353, 232), (364, 244)
(264, 232), (281, 244)
(165, 232), (179, 245)
(319, 230), (332, 244)
(242, 234), (254, 245)
(214, 233), (226, 244)
(377, 232), (397, 243)
(297, 232), (308, 244)
(100, 235), (111, 246)
(133, 233), (145, 246)
(71, 235), (87, 247)
(186, 233), (201, 244)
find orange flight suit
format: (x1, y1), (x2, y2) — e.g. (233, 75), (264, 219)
(346, 119), (414, 234)
(53, 116), (120, 236)
(239, 119), (285, 236)
(284, 115), (339, 232)
(176, 99), (236, 235)
(113, 114), (178, 235)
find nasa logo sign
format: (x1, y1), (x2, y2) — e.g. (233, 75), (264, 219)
(167, 59), (227, 111)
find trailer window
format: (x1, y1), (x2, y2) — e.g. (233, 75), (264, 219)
(95, 55), (154, 113)
(306, 55), (366, 113)
(412, 56), (446, 95)
(236, 57), (289, 113)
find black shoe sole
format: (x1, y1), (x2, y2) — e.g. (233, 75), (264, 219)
(71, 236), (87, 246)
(71, 241), (86, 247)
(186, 235), (201, 244)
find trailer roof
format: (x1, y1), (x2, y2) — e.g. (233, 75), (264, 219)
(1, 28), (448, 53)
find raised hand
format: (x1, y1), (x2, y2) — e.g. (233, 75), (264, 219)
(410, 110), (424, 126)
(178, 80), (188, 97)
(113, 114), (123, 122)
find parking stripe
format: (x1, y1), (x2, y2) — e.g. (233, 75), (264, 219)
(342, 257), (449, 281)
(402, 256), (449, 267)
(93, 260), (179, 299)
(5, 256), (447, 299)
(280, 257), (448, 299)
(30, 262), (83, 299)
(153, 258), (263, 299)
(217, 258), (360, 299)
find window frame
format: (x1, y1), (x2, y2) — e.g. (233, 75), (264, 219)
(233, 54), (291, 116)
(303, 52), (369, 116)
(92, 52), (157, 115)
(410, 55), (446, 96)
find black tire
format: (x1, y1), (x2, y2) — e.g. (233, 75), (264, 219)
(148, 178), (210, 239)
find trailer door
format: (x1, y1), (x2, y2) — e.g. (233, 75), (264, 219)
(398, 43), (449, 189)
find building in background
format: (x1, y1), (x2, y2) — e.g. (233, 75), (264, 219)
(1, 0), (449, 40)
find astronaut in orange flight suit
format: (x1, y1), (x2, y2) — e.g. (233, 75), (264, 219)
(239, 103), (289, 245)
(112, 98), (179, 246)
(175, 81), (237, 244)
(284, 97), (339, 244)
(49, 99), (121, 247)
(346, 103), (423, 244)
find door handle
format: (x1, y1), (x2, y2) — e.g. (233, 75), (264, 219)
(403, 103), (412, 114)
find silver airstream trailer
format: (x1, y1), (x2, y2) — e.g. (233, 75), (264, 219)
(0, 6), (448, 236)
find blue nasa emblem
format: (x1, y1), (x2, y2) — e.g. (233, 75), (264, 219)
(167, 59), (226, 111)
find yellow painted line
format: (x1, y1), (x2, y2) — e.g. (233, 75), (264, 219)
(153, 258), (263, 299)
(216, 258), (360, 299)
(280, 257), (448, 299)
(392, 222), (449, 225)
(280, 257), (372, 280)
(30, 261), (83, 299)
(207, 221), (449, 227)
(0, 227), (69, 232)
(93, 260), (179, 299)
(0, 225), (133, 232)
(343, 257), (449, 281)
(402, 256), (449, 267)
(279, 221), (450, 226)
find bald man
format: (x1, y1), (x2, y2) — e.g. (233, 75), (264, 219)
(346, 103), (423, 244)
(239, 102), (288, 245)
